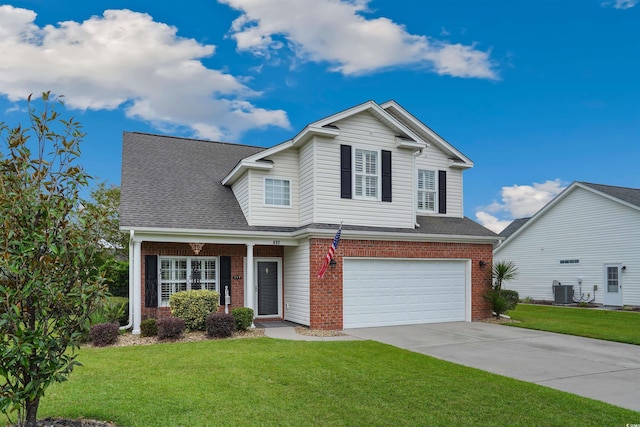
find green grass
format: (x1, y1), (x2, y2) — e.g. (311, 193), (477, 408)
(9, 338), (636, 426)
(508, 304), (640, 345)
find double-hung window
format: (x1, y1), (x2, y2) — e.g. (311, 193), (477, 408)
(355, 148), (378, 199)
(159, 257), (217, 306)
(264, 178), (291, 207)
(417, 169), (436, 212)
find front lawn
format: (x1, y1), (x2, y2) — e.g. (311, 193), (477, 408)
(508, 304), (640, 345)
(12, 338), (636, 426)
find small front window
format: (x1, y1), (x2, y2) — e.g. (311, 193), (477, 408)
(355, 149), (378, 199)
(417, 169), (436, 212)
(264, 178), (291, 206)
(159, 257), (217, 306)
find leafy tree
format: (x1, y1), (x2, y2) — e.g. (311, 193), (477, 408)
(0, 92), (107, 426)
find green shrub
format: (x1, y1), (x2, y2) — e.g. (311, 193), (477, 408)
(140, 318), (158, 337)
(232, 307), (254, 331)
(157, 317), (185, 340)
(170, 290), (220, 331)
(500, 290), (519, 311)
(483, 288), (510, 318)
(90, 322), (120, 347)
(104, 297), (129, 326)
(206, 313), (235, 339)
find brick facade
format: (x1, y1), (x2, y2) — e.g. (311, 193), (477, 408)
(139, 240), (492, 331)
(140, 242), (283, 321)
(309, 239), (493, 330)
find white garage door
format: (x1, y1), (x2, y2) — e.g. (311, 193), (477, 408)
(343, 259), (468, 329)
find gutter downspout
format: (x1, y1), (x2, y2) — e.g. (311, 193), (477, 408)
(119, 230), (135, 331)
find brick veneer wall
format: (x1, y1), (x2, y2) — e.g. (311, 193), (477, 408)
(140, 242), (283, 320)
(309, 239), (493, 330)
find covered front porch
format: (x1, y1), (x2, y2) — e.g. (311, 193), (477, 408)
(127, 229), (299, 334)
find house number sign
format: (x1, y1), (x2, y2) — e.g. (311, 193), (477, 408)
(272, 240), (281, 245)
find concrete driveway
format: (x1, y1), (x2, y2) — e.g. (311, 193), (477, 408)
(346, 322), (640, 412)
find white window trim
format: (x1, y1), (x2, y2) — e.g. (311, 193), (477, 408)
(416, 168), (437, 213)
(353, 148), (381, 201)
(158, 256), (218, 307)
(263, 176), (292, 208)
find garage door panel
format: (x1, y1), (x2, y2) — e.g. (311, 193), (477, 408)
(343, 259), (467, 328)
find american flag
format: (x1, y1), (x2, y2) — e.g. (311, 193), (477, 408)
(317, 223), (342, 279)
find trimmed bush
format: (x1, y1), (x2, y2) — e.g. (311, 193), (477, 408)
(232, 307), (254, 331)
(140, 318), (158, 337)
(170, 290), (220, 331)
(90, 322), (120, 347)
(157, 317), (186, 340)
(206, 313), (235, 339)
(501, 289), (519, 311)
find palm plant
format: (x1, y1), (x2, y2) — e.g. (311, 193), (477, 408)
(492, 260), (518, 291)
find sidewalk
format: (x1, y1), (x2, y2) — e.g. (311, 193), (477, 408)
(257, 322), (358, 341)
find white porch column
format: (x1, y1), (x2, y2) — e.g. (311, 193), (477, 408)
(246, 243), (255, 327)
(132, 239), (142, 335)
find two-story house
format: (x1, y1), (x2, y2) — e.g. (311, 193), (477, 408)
(120, 100), (499, 333)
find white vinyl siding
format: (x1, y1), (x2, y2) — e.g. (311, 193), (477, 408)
(417, 169), (436, 212)
(495, 187), (640, 306)
(231, 173), (250, 222)
(299, 141), (315, 225)
(249, 150), (300, 226)
(264, 178), (291, 206)
(159, 257), (217, 307)
(312, 111), (415, 228)
(283, 242), (310, 326)
(354, 148), (379, 200)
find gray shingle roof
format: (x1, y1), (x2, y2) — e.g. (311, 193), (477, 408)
(120, 132), (498, 239)
(499, 217), (530, 239)
(580, 182), (640, 208)
(120, 132), (265, 230)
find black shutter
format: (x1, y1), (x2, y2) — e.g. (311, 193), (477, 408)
(144, 255), (158, 308)
(219, 256), (232, 306)
(381, 150), (392, 202)
(438, 170), (447, 214)
(340, 144), (352, 199)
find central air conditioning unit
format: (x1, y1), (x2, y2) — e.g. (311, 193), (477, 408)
(553, 282), (574, 304)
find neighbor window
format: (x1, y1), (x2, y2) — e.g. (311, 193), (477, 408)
(355, 148), (378, 199)
(264, 178), (291, 206)
(159, 257), (217, 306)
(417, 169), (436, 212)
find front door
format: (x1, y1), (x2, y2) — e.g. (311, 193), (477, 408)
(604, 264), (623, 306)
(257, 260), (280, 316)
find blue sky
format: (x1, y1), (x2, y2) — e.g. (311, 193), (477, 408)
(0, 0), (638, 232)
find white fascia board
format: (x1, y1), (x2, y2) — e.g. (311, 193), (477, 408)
(395, 136), (427, 150)
(578, 182), (640, 212)
(122, 226), (300, 246)
(221, 141), (295, 186)
(294, 227), (500, 244)
(381, 100), (474, 167)
(292, 125), (340, 146)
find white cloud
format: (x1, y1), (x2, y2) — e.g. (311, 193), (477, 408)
(475, 179), (567, 233)
(0, 5), (290, 140)
(219, 0), (497, 79)
(602, 0), (638, 8)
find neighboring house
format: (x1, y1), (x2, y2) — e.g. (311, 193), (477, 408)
(494, 182), (640, 307)
(120, 100), (499, 333)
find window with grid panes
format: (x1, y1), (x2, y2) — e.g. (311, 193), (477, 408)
(159, 257), (217, 306)
(355, 148), (378, 199)
(264, 178), (291, 206)
(417, 169), (436, 212)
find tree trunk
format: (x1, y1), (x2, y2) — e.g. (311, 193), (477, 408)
(25, 397), (39, 427)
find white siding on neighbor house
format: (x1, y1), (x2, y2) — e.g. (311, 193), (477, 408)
(248, 150), (300, 227)
(414, 149), (464, 218)
(284, 242), (310, 326)
(299, 141), (315, 225)
(312, 111), (415, 228)
(495, 187), (640, 306)
(231, 172), (250, 223)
